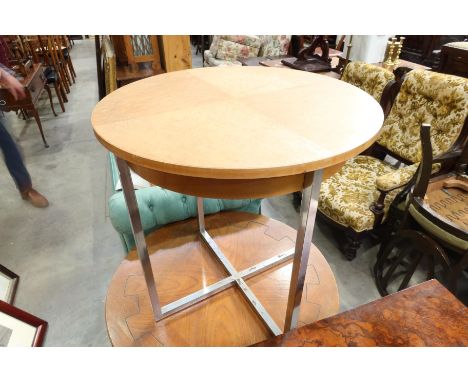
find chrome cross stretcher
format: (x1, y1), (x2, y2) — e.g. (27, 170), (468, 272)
(117, 157), (323, 334)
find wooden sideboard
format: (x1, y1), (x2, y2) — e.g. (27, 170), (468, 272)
(0, 63), (55, 147)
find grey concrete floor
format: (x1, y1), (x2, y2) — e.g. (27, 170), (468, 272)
(0, 40), (463, 346)
(0, 40), (125, 346)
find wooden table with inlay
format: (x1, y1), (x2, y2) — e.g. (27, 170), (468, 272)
(91, 66), (384, 346)
(255, 279), (468, 346)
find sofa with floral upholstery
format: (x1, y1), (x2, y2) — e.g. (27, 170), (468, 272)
(318, 69), (468, 260)
(204, 35), (291, 67)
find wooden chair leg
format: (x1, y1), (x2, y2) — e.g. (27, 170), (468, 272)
(67, 57), (76, 79)
(61, 62), (72, 88)
(44, 84), (57, 116)
(54, 83), (65, 112)
(57, 62), (70, 93)
(342, 231), (362, 261)
(58, 80), (68, 102)
(374, 229), (450, 296)
(66, 60), (75, 83)
(30, 108), (49, 148)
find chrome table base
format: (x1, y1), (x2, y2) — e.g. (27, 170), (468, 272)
(116, 158), (323, 335)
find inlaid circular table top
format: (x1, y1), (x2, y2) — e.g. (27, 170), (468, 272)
(105, 212), (339, 346)
(92, 66), (384, 180)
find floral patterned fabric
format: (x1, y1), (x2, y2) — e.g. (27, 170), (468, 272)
(259, 35), (291, 57)
(220, 35), (263, 49)
(204, 50), (242, 66)
(376, 163), (441, 192)
(319, 70), (466, 233)
(376, 163), (420, 192)
(319, 156), (401, 232)
(377, 70), (468, 163)
(205, 35), (291, 67)
(215, 39), (260, 61)
(341, 61), (395, 102)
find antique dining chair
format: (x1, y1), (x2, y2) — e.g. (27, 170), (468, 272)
(53, 35), (76, 83)
(47, 36), (73, 89)
(23, 36), (67, 111)
(374, 123), (468, 296)
(35, 35), (71, 94)
(318, 70), (468, 260)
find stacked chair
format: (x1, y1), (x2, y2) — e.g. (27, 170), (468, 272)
(1, 36), (77, 146)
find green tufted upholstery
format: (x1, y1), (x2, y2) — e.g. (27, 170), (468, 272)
(107, 153), (262, 252)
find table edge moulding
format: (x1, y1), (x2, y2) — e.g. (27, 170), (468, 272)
(92, 66), (384, 345)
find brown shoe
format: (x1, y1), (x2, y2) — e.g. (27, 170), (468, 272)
(21, 188), (49, 208)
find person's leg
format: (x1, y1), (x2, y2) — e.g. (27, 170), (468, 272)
(0, 118), (32, 191)
(0, 118), (48, 207)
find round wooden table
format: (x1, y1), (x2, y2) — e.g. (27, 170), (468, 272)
(92, 66), (384, 346)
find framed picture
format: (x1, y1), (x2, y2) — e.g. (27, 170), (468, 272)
(0, 300), (47, 347)
(0, 264), (19, 304)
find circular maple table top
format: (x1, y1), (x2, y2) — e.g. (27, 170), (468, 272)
(92, 66), (384, 181)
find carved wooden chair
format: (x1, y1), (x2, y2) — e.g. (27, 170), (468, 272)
(318, 70), (468, 260)
(374, 124), (468, 296)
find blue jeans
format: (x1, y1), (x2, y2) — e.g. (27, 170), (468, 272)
(0, 118), (32, 193)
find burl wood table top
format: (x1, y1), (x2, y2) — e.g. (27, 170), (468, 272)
(255, 279), (468, 346)
(92, 66), (383, 180)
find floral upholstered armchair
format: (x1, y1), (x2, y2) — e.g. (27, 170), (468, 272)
(204, 35), (291, 67)
(341, 61), (395, 104)
(319, 70), (468, 260)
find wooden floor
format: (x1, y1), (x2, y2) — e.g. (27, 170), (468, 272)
(105, 211), (339, 346)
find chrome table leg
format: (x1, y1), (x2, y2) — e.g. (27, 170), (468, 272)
(284, 170), (323, 332)
(116, 158), (162, 320)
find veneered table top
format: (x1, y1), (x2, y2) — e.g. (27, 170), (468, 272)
(92, 66), (383, 180)
(255, 279), (468, 346)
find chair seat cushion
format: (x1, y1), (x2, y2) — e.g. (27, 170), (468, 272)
(43, 66), (57, 83)
(215, 39), (260, 61)
(408, 204), (468, 251)
(204, 50), (242, 67)
(319, 156), (401, 232)
(259, 35), (291, 57)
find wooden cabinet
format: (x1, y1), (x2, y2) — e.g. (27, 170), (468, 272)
(158, 35), (192, 72)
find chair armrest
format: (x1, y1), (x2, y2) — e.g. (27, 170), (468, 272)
(376, 163), (421, 192)
(376, 163), (441, 192)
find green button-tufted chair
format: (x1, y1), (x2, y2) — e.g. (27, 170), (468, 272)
(107, 153), (262, 252)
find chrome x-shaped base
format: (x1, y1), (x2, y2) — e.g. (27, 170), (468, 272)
(116, 158), (322, 335)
